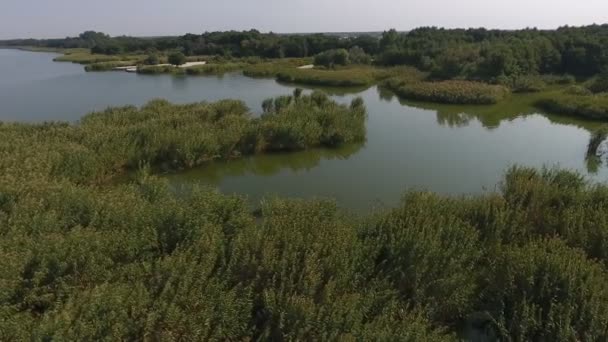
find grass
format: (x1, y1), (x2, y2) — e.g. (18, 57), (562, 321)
(0, 91), (365, 183)
(385, 79), (510, 105)
(184, 62), (247, 75)
(276, 67), (377, 87)
(53, 48), (146, 65)
(536, 93), (608, 120)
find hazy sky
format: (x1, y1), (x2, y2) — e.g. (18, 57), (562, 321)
(1, 0), (608, 39)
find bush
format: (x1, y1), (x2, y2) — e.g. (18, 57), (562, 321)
(481, 239), (608, 341)
(84, 61), (137, 72)
(136, 65), (180, 74)
(168, 51), (186, 66)
(277, 67), (376, 87)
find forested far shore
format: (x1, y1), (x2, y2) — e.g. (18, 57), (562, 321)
(3, 25), (608, 80)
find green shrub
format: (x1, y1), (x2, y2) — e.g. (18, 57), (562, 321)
(168, 51), (186, 66)
(586, 72), (608, 93)
(481, 239), (608, 341)
(564, 85), (593, 96)
(314, 48), (350, 67)
(498, 75), (546, 93)
(136, 64), (180, 74)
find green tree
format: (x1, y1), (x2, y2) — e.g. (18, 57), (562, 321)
(168, 51), (186, 66)
(144, 53), (159, 65)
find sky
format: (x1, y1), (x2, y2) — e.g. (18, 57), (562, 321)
(1, 0), (608, 39)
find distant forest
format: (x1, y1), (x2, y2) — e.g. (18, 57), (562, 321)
(2, 25), (608, 79)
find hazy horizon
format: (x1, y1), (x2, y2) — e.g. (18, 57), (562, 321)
(1, 0), (608, 40)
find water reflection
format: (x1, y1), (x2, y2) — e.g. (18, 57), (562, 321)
(169, 143), (364, 185)
(586, 129), (608, 174)
(377, 86), (605, 132)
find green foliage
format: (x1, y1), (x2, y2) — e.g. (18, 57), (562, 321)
(144, 53), (159, 65)
(349, 46), (372, 64)
(314, 48), (350, 68)
(168, 51), (186, 66)
(481, 239), (608, 341)
(184, 62), (246, 75)
(386, 80), (510, 104)
(83, 60), (138, 72)
(564, 85), (593, 96)
(136, 64), (180, 74)
(2, 115), (608, 342)
(277, 67), (377, 87)
(5, 25), (608, 80)
(536, 93), (608, 120)
(0, 94), (366, 183)
(586, 71), (608, 93)
(498, 75), (547, 93)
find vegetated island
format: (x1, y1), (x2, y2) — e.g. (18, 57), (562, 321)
(4, 26), (608, 118)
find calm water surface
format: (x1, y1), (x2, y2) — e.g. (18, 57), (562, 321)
(2, 49), (607, 210)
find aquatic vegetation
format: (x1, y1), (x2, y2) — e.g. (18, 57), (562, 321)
(83, 60), (138, 71)
(53, 48), (145, 65)
(0, 88), (606, 340)
(536, 93), (608, 120)
(184, 62), (247, 75)
(276, 67), (378, 87)
(386, 80), (510, 104)
(2, 144), (608, 340)
(498, 75), (547, 93)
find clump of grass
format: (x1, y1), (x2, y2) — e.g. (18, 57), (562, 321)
(536, 94), (608, 120)
(497, 75), (547, 93)
(184, 62), (247, 75)
(53, 49), (145, 65)
(386, 80), (510, 104)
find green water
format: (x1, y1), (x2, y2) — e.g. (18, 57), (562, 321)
(2, 49), (607, 210)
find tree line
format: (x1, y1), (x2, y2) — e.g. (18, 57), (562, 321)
(3, 25), (608, 79)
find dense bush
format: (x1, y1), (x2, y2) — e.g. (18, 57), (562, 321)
(536, 94), (608, 120)
(386, 80), (509, 104)
(586, 72), (608, 93)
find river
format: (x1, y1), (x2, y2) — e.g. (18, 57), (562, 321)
(1, 48), (606, 210)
